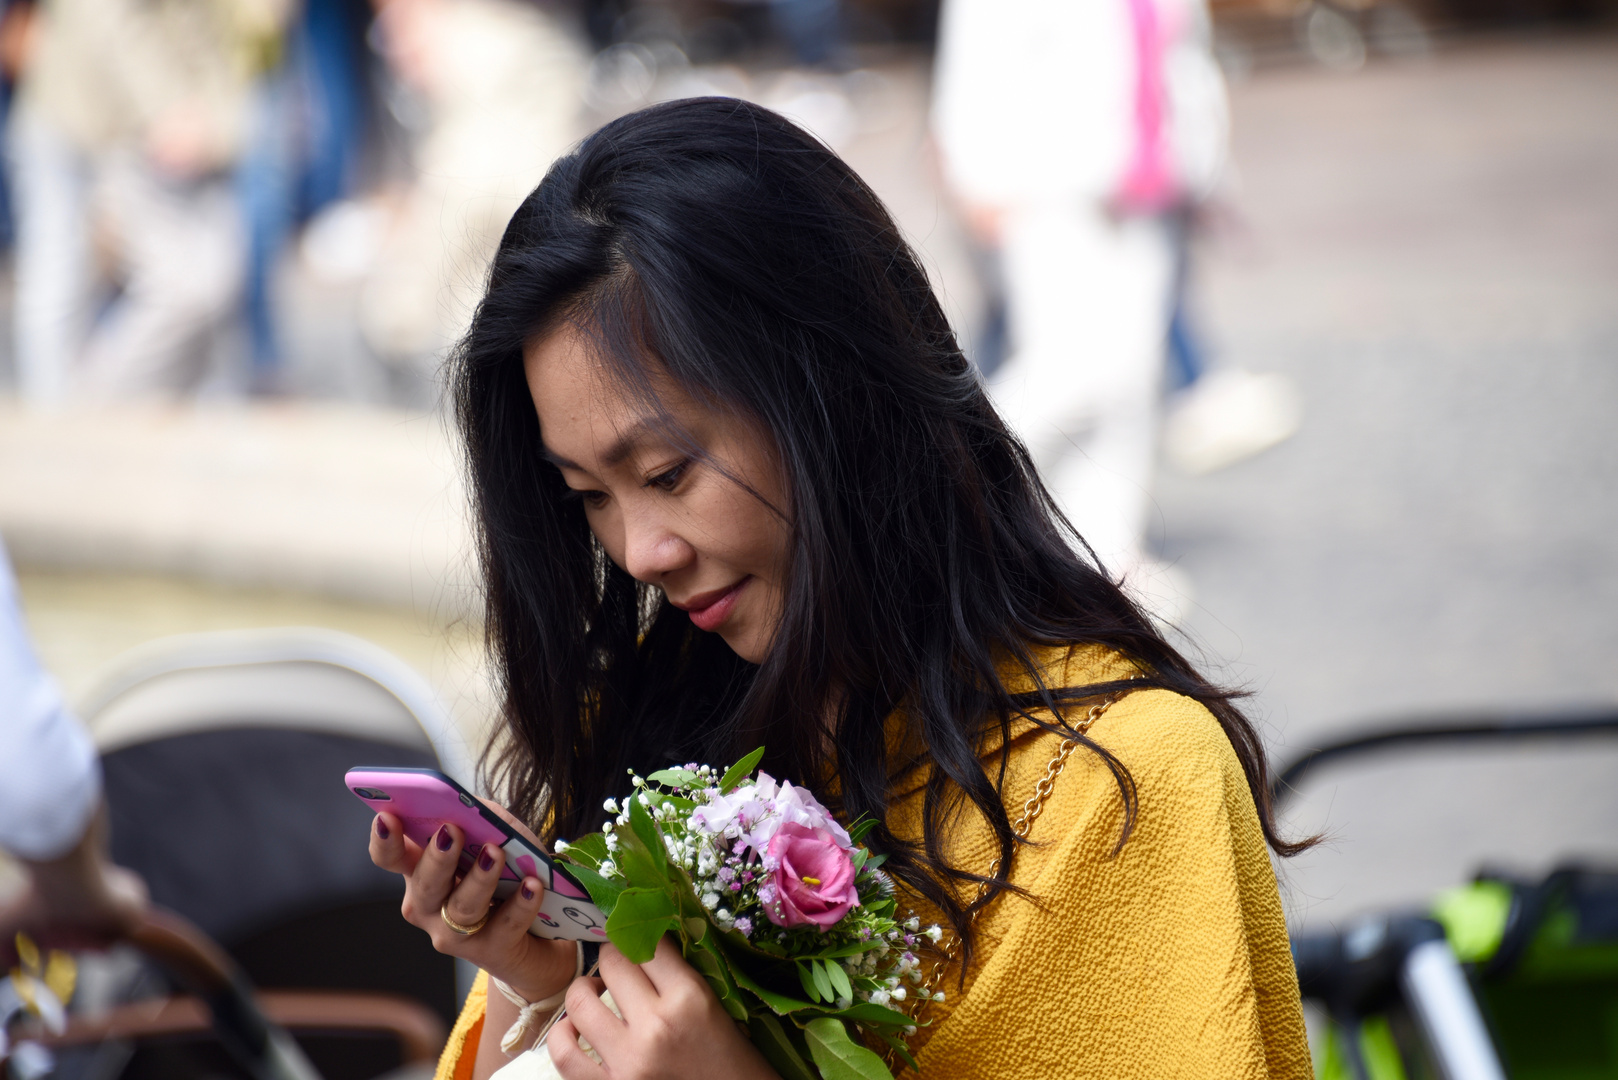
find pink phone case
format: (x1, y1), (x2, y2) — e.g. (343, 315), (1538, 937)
(346, 767), (608, 942)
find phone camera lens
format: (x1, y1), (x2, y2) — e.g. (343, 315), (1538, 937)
(354, 787), (391, 800)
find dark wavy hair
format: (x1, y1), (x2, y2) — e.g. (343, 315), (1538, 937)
(450, 97), (1305, 965)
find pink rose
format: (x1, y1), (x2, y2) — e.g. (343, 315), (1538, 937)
(764, 822), (859, 930)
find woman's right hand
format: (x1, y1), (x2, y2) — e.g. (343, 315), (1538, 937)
(368, 809), (577, 1003)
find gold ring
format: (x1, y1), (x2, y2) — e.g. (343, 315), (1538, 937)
(440, 902), (492, 936)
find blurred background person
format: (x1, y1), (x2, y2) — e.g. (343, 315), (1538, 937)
(932, 0), (1230, 620)
(4, 0), (289, 404)
(353, 0), (587, 393)
(235, 0), (371, 395)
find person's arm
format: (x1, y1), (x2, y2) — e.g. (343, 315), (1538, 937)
(369, 807), (578, 1080)
(469, 981), (525, 1079)
(0, 541), (149, 962)
(1, 804), (148, 962)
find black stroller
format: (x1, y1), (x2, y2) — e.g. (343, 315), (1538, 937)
(6, 627), (482, 1080)
(1279, 708), (1618, 1080)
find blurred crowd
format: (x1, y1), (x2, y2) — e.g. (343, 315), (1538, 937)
(0, 0), (960, 407)
(0, 0), (599, 403)
(0, 0), (1312, 615)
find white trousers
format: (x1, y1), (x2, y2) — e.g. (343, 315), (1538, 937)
(6, 108), (245, 404)
(6, 108), (91, 406)
(989, 202), (1174, 570)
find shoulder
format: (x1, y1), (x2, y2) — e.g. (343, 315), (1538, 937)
(1089, 684), (1247, 792)
(1000, 643), (1245, 793)
(996, 658), (1258, 865)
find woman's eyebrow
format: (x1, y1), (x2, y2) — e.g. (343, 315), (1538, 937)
(542, 447), (581, 470)
(542, 419), (660, 472)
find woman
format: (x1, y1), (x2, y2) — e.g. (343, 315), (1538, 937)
(368, 97), (1312, 1080)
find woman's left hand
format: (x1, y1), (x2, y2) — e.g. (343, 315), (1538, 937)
(547, 937), (777, 1080)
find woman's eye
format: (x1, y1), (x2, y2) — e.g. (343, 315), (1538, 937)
(564, 487), (609, 508)
(646, 460), (689, 493)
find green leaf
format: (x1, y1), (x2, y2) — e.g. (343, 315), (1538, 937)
(802, 1017), (895, 1080)
(609, 813), (668, 886)
(797, 960), (822, 1003)
(668, 868), (708, 922)
(872, 1029), (919, 1073)
(604, 887), (678, 963)
(718, 747), (766, 793)
(863, 854), (888, 870)
(826, 1002), (914, 1030)
(810, 959), (836, 1003)
(697, 938), (748, 1015)
(748, 1013), (820, 1080)
(627, 794), (670, 875)
(846, 817), (878, 845)
(559, 859), (624, 916)
(824, 959), (853, 1003)
(747, 936), (789, 957)
(805, 941), (878, 961)
(645, 767), (701, 789)
(850, 848), (868, 875)
(726, 955), (823, 1015)
(559, 832), (611, 869)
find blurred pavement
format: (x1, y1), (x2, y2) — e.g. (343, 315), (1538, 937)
(1156, 35), (1618, 927)
(0, 402), (474, 614)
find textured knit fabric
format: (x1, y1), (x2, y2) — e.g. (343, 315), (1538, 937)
(891, 644), (1312, 1078)
(435, 969), (488, 1080)
(431, 645), (1311, 1079)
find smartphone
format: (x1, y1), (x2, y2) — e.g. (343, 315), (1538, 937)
(346, 766), (608, 942)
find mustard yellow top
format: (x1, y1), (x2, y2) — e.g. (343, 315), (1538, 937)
(432, 645), (1312, 1080)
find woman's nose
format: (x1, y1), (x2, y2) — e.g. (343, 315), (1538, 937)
(620, 508), (693, 583)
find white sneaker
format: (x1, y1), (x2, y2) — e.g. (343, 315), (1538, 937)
(1163, 368), (1303, 476)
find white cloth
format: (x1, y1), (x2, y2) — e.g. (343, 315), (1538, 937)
(931, 0), (1229, 207)
(988, 204), (1174, 568)
(932, 0), (1226, 569)
(5, 107), (93, 407)
(490, 989), (620, 1080)
(0, 540), (100, 861)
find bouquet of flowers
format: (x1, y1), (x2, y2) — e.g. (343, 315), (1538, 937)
(554, 748), (943, 1080)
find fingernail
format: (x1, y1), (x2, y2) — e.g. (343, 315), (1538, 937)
(478, 845), (495, 872)
(375, 818), (389, 840)
(521, 881), (535, 901)
(436, 825), (453, 851)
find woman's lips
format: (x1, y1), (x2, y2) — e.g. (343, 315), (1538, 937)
(679, 577), (750, 633)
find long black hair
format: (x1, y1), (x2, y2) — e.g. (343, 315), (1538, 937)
(451, 97), (1305, 964)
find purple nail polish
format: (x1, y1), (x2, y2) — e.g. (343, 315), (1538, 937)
(478, 845), (495, 872)
(375, 818), (389, 840)
(436, 825), (454, 851)
(521, 882), (535, 901)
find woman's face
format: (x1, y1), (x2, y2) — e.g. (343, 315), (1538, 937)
(524, 324), (790, 664)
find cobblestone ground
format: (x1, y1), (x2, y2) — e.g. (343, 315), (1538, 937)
(1155, 34), (1618, 926)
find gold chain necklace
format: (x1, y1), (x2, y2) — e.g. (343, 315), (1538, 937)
(888, 692), (1124, 1069)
